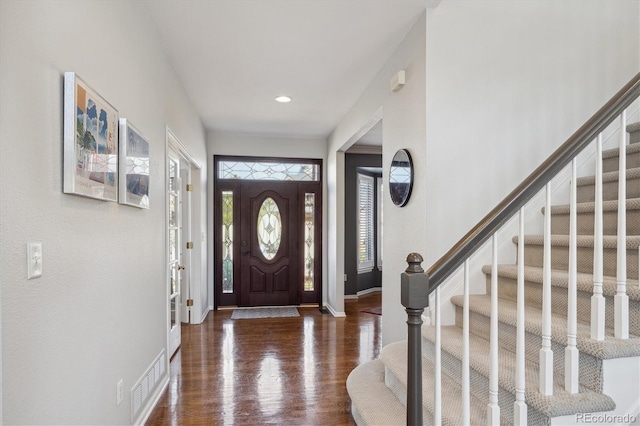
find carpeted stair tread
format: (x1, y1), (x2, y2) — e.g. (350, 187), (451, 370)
(346, 359), (405, 425)
(450, 294), (640, 359)
(602, 141), (640, 171)
(602, 141), (640, 159)
(422, 325), (616, 418)
(381, 341), (486, 426)
(544, 197), (640, 215)
(481, 264), (640, 301)
(627, 122), (640, 134)
(514, 234), (640, 249)
(575, 166), (640, 186)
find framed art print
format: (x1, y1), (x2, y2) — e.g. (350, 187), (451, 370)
(63, 72), (118, 201)
(119, 119), (150, 208)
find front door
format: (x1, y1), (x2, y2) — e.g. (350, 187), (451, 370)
(240, 182), (298, 306)
(214, 156), (322, 308)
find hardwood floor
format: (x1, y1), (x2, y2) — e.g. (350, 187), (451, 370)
(146, 292), (382, 425)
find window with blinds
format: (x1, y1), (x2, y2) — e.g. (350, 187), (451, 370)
(357, 173), (375, 272)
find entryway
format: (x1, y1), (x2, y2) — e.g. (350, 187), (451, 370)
(214, 156), (322, 308)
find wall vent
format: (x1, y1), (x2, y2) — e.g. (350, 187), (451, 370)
(131, 349), (166, 422)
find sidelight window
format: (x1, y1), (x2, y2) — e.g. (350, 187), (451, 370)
(222, 191), (234, 293)
(303, 193), (315, 291)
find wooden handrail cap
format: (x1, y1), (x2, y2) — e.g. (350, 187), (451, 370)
(405, 253), (424, 273)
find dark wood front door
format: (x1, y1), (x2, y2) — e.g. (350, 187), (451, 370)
(214, 156), (322, 309)
(239, 182), (298, 306)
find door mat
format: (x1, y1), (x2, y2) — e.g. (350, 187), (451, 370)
(361, 307), (382, 315)
(231, 306), (300, 319)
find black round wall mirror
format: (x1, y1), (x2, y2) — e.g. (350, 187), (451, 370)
(389, 149), (413, 207)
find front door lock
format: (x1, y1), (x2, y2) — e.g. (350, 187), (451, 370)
(241, 240), (249, 255)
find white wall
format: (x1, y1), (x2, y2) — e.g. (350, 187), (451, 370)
(0, 1), (207, 424)
(328, 13), (427, 342)
(424, 0), (640, 268)
(206, 131), (327, 308)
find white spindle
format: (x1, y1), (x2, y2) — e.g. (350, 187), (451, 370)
(566, 158), (580, 393)
(487, 234), (500, 425)
(514, 207), (527, 425)
(462, 260), (470, 425)
(615, 111), (629, 339)
(434, 286), (442, 425)
(592, 134), (606, 341)
(540, 183), (554, 395)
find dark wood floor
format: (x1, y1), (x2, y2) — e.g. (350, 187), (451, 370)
(146, 292), (382, 425)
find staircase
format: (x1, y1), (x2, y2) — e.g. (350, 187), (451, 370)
(347, 120), (640, 422)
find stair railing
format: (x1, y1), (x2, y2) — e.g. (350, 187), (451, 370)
(403, 72), (640, 425)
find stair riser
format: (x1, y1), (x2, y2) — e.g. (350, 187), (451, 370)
(549, 209), (640, 236)
(522, 244), (639, 280)
(456, 308), (604, 392)
(488, 275), (640, 336)
(382, 368), (435, 426)
(422, 338), (550, 425)
(577, 176), (640, 203)
(631, 129), (640, 144)
(603, 150), (640, 173)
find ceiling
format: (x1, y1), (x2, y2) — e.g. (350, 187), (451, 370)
(142, 1), (429, 141)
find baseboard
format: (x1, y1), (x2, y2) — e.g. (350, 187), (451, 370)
(344, 295), (358, 300)
(135, 375), (169, 426)
(356, 287), (382, 296)
(325, 303), (346, 318)
(199, 306), (210, 323)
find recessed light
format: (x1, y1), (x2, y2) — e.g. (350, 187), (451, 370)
(275, 95), (292, 103)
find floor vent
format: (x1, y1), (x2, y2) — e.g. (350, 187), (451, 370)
(131, 350), (166, 422)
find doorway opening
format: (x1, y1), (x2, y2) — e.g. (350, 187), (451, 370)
(344, 118), (383, 301)
(213, 156), (323, 308)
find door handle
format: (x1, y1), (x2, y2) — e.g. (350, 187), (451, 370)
(241, 241), (249, 255)
(241, 249), (250, 255)
(178, 264), (186, 270)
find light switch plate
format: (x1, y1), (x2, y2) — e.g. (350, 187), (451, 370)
(27, 242), (42, 279)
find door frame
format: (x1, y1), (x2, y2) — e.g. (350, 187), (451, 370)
(213, 155), (323, 308)
(166, 128), (204, 357)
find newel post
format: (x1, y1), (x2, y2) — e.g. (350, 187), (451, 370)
(401, 253), (428, 426)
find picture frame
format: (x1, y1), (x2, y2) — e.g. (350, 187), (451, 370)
(63, 72), (119, 201)
(118, 119), (150, 208)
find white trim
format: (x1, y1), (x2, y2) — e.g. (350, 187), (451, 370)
(166, 127), (202, 169)
(134, 376), (169, 426)
(344, 294), (359, 300)
(200, 306), (210, 323)
(357, 287), (382, 297)
(357, 173), (375, 271)
(325, 303), (346, 318)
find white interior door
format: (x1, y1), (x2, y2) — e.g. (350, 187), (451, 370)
(167, 149), (182, 357)
(180, 163), (192, 324)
